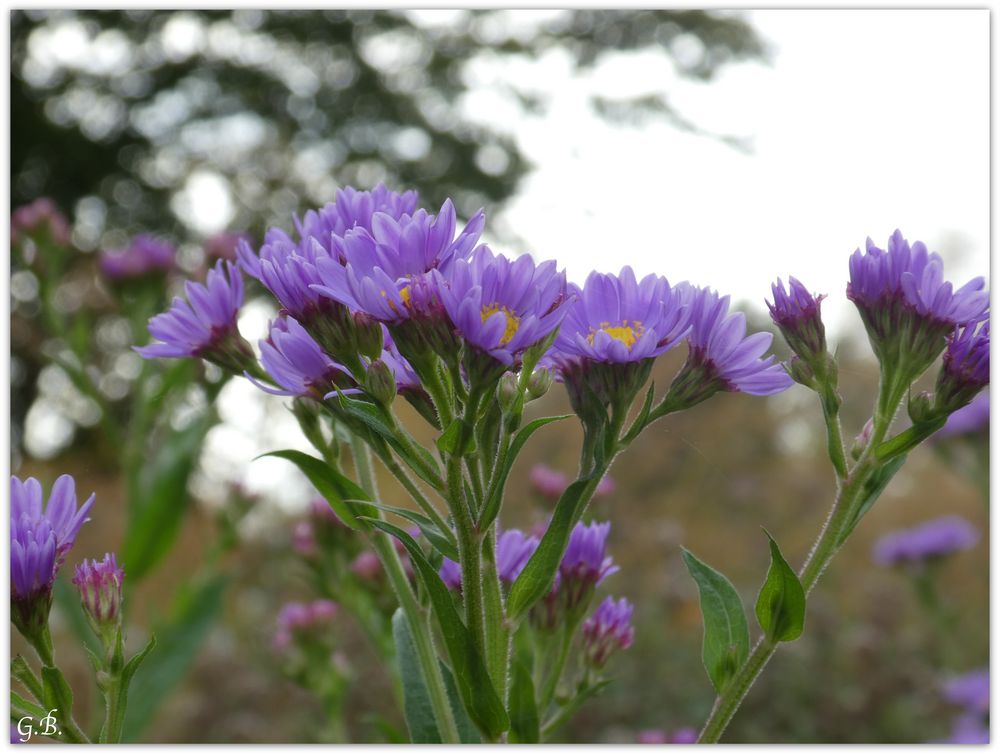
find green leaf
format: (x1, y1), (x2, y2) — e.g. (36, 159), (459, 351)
(123, 576), (226, 741)
(11, 656), (44, 702)
(506, 476), (595, 622)
(507, 657), (539, 743)
(437, 418), (474, 457)
(11, 689), (47, 721)
(363, 501), (459, 562)
(363, 519), (509, 739)
(478, 415), (570, 531)
(837, 455), (908, 546)
(123, 413), (211, 580)
(40, 665), (75, 722)
(392, 609), (442, 744)
(261, 449), (377, 529)
(681, 548), (750, 694)
(754, 531), (806, 643)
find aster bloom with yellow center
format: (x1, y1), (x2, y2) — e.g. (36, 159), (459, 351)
(434, 245), (572, 365)
(311, 198), (485, 323)
(551, 267), (691, 365)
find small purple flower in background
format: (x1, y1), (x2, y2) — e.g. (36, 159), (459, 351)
(435, 245), (572, 367)
(936, 392), (989, 440)
(273, 599), (339, 652)
(72, 553), (125, 639)
(552, 267), (690, 366)
(136, 260), (256, 374)
(529, 464), (569, 501)
(943, 668), (989, 714)
(557, 520), (619, 612)
(945, 714), (989, 744)
(872, 516), (979, 567)
(637, 728), (698, 744)
(11, 197), (71, 247)
(581, 596), (635, 668)
(11, 475), (94, 640)
(292, 521), (316, 557)
(935, 319), (989, 415)
(439, 528), (539, 591)
(667, 287), (793, 409)
(847, 230), (988, 375)
(594, 474), (616, 498)
(204, 231), (252, 261)
(350, 551), (383, 581)
(99, 234), (176, 280)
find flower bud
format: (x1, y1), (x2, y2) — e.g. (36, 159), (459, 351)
(526, 368), (553, 400)
(851, 418), (874, 460)
(72, 554), (124, 645)
(497, 371), (519, 413)
(581, 596), (635, 669)
(908, 390), (936, 425)
(786, 356), (817, 388)
(354, 313), (385, 362)
(364, 359), (398, 407)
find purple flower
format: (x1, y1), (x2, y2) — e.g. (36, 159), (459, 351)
(72, 553), (124, 634)
(312, 198), (485, 323)
(529, 464), (569, 500)
(936, 392), (989, 439)
(136, 260), (256, 373)
(637, 728), (697, 744)
(943, 669), (989, 715)
(350, 550), (383, 581)
(945, 713), (989, 744)
(99, 234), (176, 280)
(496, 529), (540, 583)
(273, 599), (339, 651)
(594, 474), (616, 498)
(439, 558), (463, 591)
(11, 198), (71, 247)
(767, 277), (828, 368)
(552, 267), (690, 365)
(872, 515), (979, 567)
(251, 316), (353, 399)
(435, 246), (572, 366)
(847, 230), (988, 376)
(204, 231), (252, 261)
(11, 475), (94, 639)
(561, 520), (618, 587)
(667, 287), (793, 408)
(935, 319), (989, 414)
(582, 596), (635, 668)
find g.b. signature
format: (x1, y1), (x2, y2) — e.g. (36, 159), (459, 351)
(16, 709), (61, 742)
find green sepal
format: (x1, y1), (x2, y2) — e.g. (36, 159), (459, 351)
(260, 449), (377, 529)
(754, 530), (806, 643)
(363, 519), (509, 739)
(681, 548), (750, 694)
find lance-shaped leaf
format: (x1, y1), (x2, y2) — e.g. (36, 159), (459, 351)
(837, 455), (908, 546)
(681, 548), (750, 694)
(364, 519), (509, 739)
(507, 656), (540, 743)
(261, 449), (377, 529)
(506, 475), (595, 622)
(478, 415), (570, 531)
(754, 530), (805, 643)
(362, 501), (459, 562)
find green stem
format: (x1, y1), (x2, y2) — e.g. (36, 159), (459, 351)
(99, 675), (125, 743)
(376, 449), (452, 536)
(350, 434), (460, 744)
(819, 384), (848, 479)
(539, 623), (577, 712)
(697, 364), (911, 743)
(481, 527), (509, 702)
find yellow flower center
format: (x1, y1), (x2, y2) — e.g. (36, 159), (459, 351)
(399, 285), (412, 308)
(589, 320), (644, 350)
(481, 303), (520, 346)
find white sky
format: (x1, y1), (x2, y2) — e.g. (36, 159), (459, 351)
(486, 9), (989, 341)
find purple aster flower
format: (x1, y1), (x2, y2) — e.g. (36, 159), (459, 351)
(847, 230), (988, 378)
(439, 557), (463, 591)
(943, 669), (989, 715)
(72, 553), (125, 638)
(312, 198), (485, 323)
(11, 198), (71, 247)
(666, 286), (793, 409)
(250, 315), (354, 399)
(11, 475), (94, 641)
(944, 713), (989, 745)
(99, 234), (176, 280)
(936, 392), (989, 440)
(136, 260), (256, 374)
(435, 245), (572, 368)
(496, 529), (540, 583)
(529, 464), (569, 501)
(935, 319), (989, 415)
(872, 515), (979, 567)
(350, 550), (383, 581)
(551, 520), (620, 615)
(767, 277), (829, 378)
(581, 596), (635, 668)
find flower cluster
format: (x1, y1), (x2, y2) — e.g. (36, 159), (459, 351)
(872, 516), (979, 567)
(581, 596), (635, 668)
(940, 669), (989, 744)
(273, 599), (339, 652)
(11, 197), (71, 247)
(934, 319), (989, 415)
(72, 553), (125, 641)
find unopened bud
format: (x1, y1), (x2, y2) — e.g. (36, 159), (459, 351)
(526, 368), (553, 400)
(354, 314), (385, 361)
(908, 390), (936, 425)
(364, 359), (398, 406)
(851, 418), (874, 460)
(497, 371), (519, 412)
(786, 356), (816, 388)
(72, 554), (124, 647)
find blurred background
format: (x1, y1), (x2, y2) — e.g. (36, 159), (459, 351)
(10, 8), (989, 744)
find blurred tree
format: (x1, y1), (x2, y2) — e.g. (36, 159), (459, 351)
(11, 9), (766, 244)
